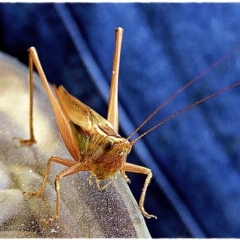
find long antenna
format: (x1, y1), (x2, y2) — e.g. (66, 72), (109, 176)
(127, 45), (240, 141)
(130, 80), (240, 145)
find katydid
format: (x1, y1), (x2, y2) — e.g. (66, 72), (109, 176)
(18, 27), (156, 222)
(17, 27), (240, 223)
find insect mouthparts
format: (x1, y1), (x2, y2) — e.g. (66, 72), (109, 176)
(119, 150), (127, 156)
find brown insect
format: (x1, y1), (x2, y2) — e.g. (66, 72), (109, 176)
(17, 27), (240, 223)
(17, 27), (156, 222)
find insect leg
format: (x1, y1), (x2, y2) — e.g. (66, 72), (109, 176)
(14, 50), (36, 145)
(23, 157), (76, 199)
(28, 47), (81, 161)
(107, 27), (123, 131)
(120, 170), (131, 183)
(122, 162), (157, 219)
(47, 161), (91, 222)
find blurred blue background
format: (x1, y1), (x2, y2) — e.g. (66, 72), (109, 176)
(1, 3), (240, 237)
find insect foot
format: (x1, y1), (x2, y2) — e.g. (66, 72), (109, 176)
(19, 139), (37, 146)
(139, 207), (157, 220)
(40, 215), (59, 224)
(12, 137), (36, 146)
(88, 173), (95, 187)
(22, 190), (42, 201)
(22, 192), (32, 201)
(120, 170), (131, 184)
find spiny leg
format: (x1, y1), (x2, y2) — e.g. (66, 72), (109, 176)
(23, 157), (76, 199)
(46, 161), (90, 222)
(122, 162), (157, 219)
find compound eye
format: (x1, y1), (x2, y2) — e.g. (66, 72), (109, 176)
(103, 140), (114, 152)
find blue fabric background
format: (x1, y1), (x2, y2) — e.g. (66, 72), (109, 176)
(1, 3), (240, 237)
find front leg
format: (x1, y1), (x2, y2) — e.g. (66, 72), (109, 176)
(41, 160), (91, 222)
(122, 162), (157, 219)
(23, 157), (77, 199)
